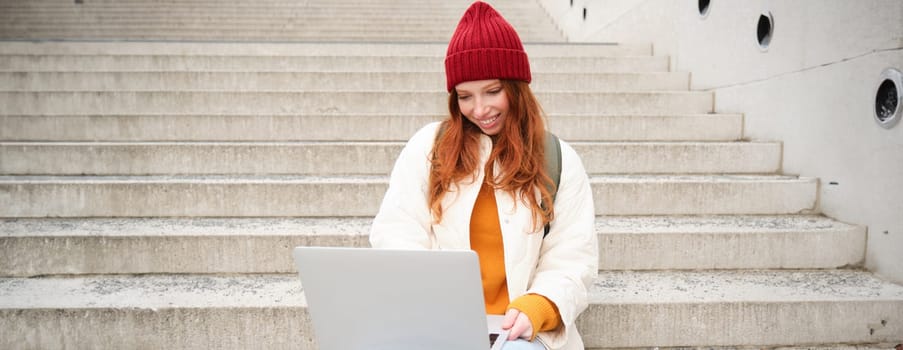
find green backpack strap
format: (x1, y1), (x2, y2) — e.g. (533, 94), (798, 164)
(542, 131), (562, 238)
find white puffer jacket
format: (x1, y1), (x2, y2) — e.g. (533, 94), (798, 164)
(370, 122), (598, 350)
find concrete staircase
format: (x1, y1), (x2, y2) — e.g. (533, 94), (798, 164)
(1, 0), (902, 348)
(0, 0), (562, 42)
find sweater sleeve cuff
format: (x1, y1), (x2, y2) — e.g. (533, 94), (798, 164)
(508, 293), (562, 341)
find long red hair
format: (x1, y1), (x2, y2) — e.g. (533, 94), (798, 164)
(428, 80), (554, 231)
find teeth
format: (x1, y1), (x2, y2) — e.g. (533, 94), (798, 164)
(480, 115), (499, 125)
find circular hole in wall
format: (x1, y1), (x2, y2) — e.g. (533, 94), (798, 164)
(757, 11), (774, 49)
(698, 0), (711, 17)
(874, 68), (902, 129)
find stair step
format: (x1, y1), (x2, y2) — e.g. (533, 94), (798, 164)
(0, 0), (532, 6)
(1, 271), (900, 348)
(0, 274), (314, 349)
(0, 25), (552, 39)
(0, 5), (547, 13)
(0, 12), (550, 20)
(764, 347), (898, 350)
(0, 141), (406, 176)
(0, 114), (743, 142)
(554, 114), (743, 141)
(584, 270), (903, 347)
(571, 141), (780, 174)
(0, 175), (816, 217)
(0, 175), (389, 217)
(0, 215), (864, 276)
(0, 0), (535, 5)
(0, 22), (557, 33)
(0, 12), (553, 21)
(0, 217), (371, 275)
(0, 2), (543, 9)
(0, 8), (554, 17)
(0, 141), (780, 175)
(1, 15), (547, 23)
(0, 33), (557, 45)
(0, 55), (666, 73)
(2, 5), (532, 12)
(0, 31), (561, 43)
(593, 175), (816, 215)
(0, 19), (553, 31)
(0, 41), (651, 57)
(597, 215), (864, 270)
(0, 16), (553, 25)
(0, 8), (547, 16)
(0, 71), (689, 92)
(0, 91), (710, 115)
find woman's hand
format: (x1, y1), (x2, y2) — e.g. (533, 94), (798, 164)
(502, 308), (534, 341)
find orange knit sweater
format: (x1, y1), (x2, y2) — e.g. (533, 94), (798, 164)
(470, 181), (561, 339)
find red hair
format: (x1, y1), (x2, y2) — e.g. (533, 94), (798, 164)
(428, 80), (554, 231)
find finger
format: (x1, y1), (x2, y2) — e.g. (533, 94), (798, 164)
(507, 313), (529, 341)
(501, 308), (519, 329)
(515, 313), (534, 340)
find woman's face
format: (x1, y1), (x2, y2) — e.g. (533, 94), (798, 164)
(454, 79), (510, 136)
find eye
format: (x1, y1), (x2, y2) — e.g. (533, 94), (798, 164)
(457, 94), (471, 101)
(488, 88), (502, 95)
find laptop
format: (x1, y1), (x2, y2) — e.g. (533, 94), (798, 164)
(293, 246), (508, 350)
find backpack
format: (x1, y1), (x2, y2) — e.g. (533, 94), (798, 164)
(539, 131), (562, 237)
(434, 124), (562, 237)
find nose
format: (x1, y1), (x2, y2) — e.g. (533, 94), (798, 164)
(472, 97), (490, 118)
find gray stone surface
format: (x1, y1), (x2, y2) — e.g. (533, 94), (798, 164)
(0, 275), (306, 308)
(0, 114), (443, 142)
(0, 141), (405, 176)
(583, 270), (903, 347)
(0, 55), (668, 73)
(0, 275), (315, 349)
(572, 141), (780, 174)
(0, 174), (816, 217)
(0, 141), (780, 175)
(0, 71), (689, 92)
(1, 271), (901, 348)
(0, 114), (744, 142)
(0, 0), (562, 42)
(591, 175), (817, 215)
(0, 217), (371, 275)
(0, 31), (554, 42)
(0, 175), (387, 217)
(0, 217), (372, 237)
(587, 346), (901, 350)
(0, 41), (651, 57)
(596, 215), (866, 270)
(591, 270), (903, 303)
(597, 214), (849, 233)
(0, 215), (865, 275)
(0, 91), (710, 115)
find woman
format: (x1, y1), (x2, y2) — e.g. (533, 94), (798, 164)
(370, 2), (598, 349)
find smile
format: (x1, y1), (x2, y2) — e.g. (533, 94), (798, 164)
(479, 115), (500, 126)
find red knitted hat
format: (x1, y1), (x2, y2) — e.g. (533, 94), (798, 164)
(445, 1), (531, 92)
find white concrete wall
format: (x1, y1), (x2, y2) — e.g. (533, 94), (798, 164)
(540, 0), (903, 283)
